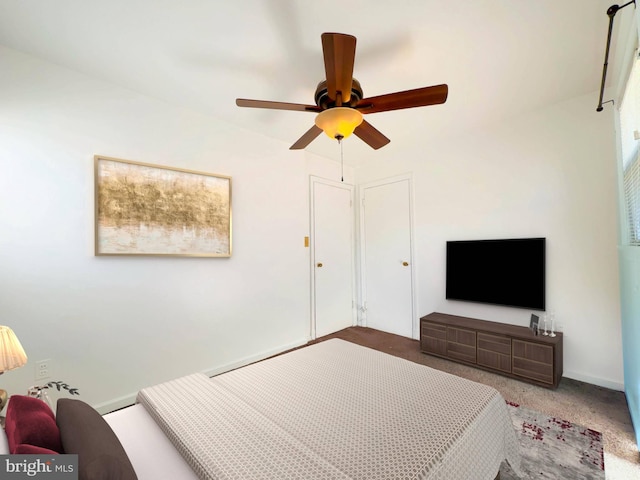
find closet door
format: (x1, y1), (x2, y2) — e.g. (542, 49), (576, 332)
(311, 177), (355, 338)
(360, 175), (414, 338)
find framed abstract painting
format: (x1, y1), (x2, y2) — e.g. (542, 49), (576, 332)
(94, 156), (231, 257)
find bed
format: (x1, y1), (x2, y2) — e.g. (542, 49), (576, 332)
(108, 338), (521, 479)
(2, 339), (522, 479)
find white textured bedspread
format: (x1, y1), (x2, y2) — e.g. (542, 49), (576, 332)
(137, 339), (521, 480)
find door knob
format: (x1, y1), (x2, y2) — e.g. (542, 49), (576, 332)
(317, 263), (323, 268)
(402, 261), (409, 266)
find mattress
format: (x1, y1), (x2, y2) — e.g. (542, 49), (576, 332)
(137, 339), (521, 480)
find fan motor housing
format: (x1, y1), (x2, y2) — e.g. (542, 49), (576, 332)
(315, 79), (363, 109)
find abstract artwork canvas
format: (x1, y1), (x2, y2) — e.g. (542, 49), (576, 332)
(95, 156), (231, 257)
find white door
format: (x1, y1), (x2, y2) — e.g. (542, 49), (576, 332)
(360, 176), (414, 338)
(311, 177), (355, 338)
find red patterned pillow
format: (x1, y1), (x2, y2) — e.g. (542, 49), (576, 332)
(5, 395), (63, 454)
(14, 444), (59, 454)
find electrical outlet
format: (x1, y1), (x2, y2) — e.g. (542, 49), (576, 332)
(35, 359), (51, 380)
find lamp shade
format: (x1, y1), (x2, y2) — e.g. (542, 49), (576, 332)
(314, 107), (363, 140)
(0, 326), (27, 373)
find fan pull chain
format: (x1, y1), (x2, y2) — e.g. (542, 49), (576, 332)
(340, 139), (344, 182)
(336, 134), (345, 182)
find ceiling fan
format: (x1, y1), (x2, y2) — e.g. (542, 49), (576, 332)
(236, 32), (448, 150)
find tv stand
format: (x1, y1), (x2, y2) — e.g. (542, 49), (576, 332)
(420, 312), (563, 389)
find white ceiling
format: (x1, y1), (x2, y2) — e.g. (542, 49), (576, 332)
(0, 0), (628, 163)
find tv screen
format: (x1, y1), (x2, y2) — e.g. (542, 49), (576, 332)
(446, 238), (545, 310)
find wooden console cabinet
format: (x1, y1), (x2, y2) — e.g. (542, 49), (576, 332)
(420, 312), (563, 388)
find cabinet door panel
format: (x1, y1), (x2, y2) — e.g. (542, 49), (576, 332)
(512, 339), (554, 384)
(447, 342), (476, 363)
(477, 333), (511, 355)
(446, 327), (477, 363)
(423, 322), (447, 340)
(422, 335), (447, 356)
(477, 332), (511, 372)
(447, 327), (476, 346)
(477, 349), (511, 373)
(512, 357), (553, 384)
(512, 340), (553, 364)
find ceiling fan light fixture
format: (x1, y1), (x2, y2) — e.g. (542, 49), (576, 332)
(236, 33), (447, 150)
(314, 107), (363, 140)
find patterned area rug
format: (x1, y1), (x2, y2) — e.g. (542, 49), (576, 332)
(500, 401), (605, 479)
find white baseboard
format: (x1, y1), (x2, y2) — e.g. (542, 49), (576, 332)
(96, 337), (309, 415)
(95, 393), (138, 415)
(563, 370), (624, 392)
(202, 337), (308, 377)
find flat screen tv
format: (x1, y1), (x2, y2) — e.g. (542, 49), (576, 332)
(446, 238), (545, 310)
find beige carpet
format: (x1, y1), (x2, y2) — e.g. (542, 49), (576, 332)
(312, 326), (639, 480)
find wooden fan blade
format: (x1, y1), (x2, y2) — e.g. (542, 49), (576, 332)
(236, 98), (321, 112)
(356, 84), (448, 114)
(354, 120), (391, 150)
(290, 125), (323, 150)
(321, 33), (356, 104)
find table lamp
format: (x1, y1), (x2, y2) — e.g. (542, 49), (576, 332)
(0, 326), (28, 414)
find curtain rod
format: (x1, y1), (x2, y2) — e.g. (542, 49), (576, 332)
(596, 0), (636, 112)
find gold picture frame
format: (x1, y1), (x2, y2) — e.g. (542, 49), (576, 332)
(94, 155), (232, 257)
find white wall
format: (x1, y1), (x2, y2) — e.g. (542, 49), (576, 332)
(0, 38), (623, 410)
(0, 45), (352, 412)
(356, 91), (623, 390)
